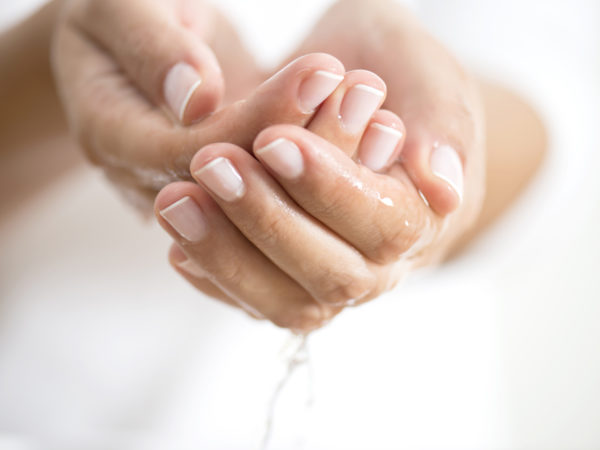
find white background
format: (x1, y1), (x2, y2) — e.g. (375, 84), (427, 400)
(1, 1), (599, 449)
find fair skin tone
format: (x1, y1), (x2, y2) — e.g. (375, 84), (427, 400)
(1, 0), (546, 331)
(153, 0), (484, 330)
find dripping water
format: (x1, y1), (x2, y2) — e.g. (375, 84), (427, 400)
(259, 333), (314, 450)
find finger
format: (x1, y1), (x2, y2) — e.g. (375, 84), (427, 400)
(168, 243), (264, 318)
(400, 124), (467, 215)
(189, 144), (376, 306)
(53, 25), (347, 190)
(190, 53), (345, 152)
(306, 69), (386, 155)
(253, 125), (434, 264)
(357, 109), (406, 172)
(52, 23), (210, 188)
(155, 182), (337, 331)
(69, 0), (224, 124)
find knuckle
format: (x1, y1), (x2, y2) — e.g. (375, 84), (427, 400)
(368, 224), (423, 264)
(213, 259), (245, 287)
(304, 174), (352, 220)
(311, 189), (347, 220)
(253, 210), (288, 248)
(316, 267), (375, 305)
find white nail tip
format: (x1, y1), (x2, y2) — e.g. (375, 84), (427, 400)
(195, 156), (228, 175)
(177, 259), (208, 278)
(164, 62), (202, 123)
(194, 157), (245, 201)
(298, 70), (344, 113)
(370, 123), (403, 138)
(159, 196), (192, 216)
(430, 144), (464, 202)
(313, 70), (344, 81)
(178, 79), (202, 122)
(159, 196), (208, 242)
(254, 137), (288, 155)
(353, 84), (385, 97)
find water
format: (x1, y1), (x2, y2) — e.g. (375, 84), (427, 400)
(259, 333), (314, 450)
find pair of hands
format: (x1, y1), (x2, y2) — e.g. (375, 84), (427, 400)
(52, 0), (485, 331)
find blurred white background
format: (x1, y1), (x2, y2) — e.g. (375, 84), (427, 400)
(1, 1), (599, 449)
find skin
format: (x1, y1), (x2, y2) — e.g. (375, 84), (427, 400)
(156, 0), (488, 330)
(54, 0), (393, 211)
(0, 1), (81, 221)
(0, 0), (547, 331)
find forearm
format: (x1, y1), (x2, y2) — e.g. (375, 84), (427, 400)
(0, 0), (66, 155)
(0, 0), (83, 222)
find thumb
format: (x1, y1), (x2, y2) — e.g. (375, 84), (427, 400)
(69, 0), (224, 124)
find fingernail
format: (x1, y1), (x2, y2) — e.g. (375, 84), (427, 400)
(159, 196), (208, 242)
(193, 157), (245, 202)
(339, 84), (384, 134)
(298, 70), (344, 113)
(430, 144), (464, 202)
(164, 62), (202, 123)
(235, 300), (266, 320)
(358, 123), (403, 171)
(255, 138), (304, 179)
(177, 258), (209, 278)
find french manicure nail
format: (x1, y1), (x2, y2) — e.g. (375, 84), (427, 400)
(164, 62), (202, 123)
(430, 144), (464, 202)
(298, 70), (344, 113)
(339, 84), (384, 134)
(194, 157), (245, 202)
(177, 258), (209, 278)
(234, 300), (266, 320)
(159, 196), (208, 242)
(255, 138), (304, 179)
(358, 123), (403, 171)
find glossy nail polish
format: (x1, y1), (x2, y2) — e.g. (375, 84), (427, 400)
(358, 123), (403, 172)
(430, 144), (464, 202)
(298, 70), (344, 113)
(159, 196), (208, 242)
(255, 138), (304, 179)
(194, 157), (245, 202)
(339, 84), (384, 134)
(164, 62), (202, 123)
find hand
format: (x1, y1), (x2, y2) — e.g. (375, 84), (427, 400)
(154, 0), (486, 331)
(53, 0), (383, 215)
(156, 67), (417, 331)
(295, 0), (486, 220)
(52, 0), (263, 210)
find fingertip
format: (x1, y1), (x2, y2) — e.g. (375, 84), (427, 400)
(168, 243), (187, 266)
(164, 44), (225, 125)
(253, 124), (302, 152)
(283, 52), (346, 81)
(251, 52), (346, 119)
(189, 142), (244, 174)
(419, 181), (462, 216)
(182, 44), (225, 124)
(358, 109), (406, 172)
(403, 140), (465, 216)
(154, 181), (197, 215)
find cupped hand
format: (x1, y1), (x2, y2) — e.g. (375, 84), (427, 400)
(52, 0), (263, 210)
(156, 122), (426, 332)
(156, 65), (430, 332)
(155, 0), (487, 331)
